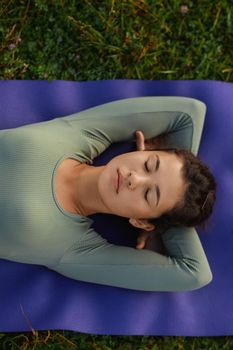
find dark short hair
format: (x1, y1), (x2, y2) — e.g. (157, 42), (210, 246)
(147, 148), (217, 233)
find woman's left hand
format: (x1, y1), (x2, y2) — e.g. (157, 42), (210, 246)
(136, 230), (152, 249)
(136, 230), (166, 254)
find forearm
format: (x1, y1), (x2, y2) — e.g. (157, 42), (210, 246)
(51, 226), (212, 292)
(60, 96), (206, 157)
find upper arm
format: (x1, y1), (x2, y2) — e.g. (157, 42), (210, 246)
(50, 226), (212, 292)
(60, 97), (206, 158)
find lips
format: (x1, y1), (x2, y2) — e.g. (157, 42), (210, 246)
(116, 169), (122, 194)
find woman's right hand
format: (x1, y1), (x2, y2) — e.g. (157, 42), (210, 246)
(135, 130), (146, 151)
(135, 130), (166, 151)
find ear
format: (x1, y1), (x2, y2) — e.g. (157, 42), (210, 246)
(135, 130), (146, 151)
(129, 218), (155, 232)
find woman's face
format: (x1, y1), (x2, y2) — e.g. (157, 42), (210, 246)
(98, 150), (185, 221)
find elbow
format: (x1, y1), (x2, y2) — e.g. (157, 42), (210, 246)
(187, 265), (213, 291)
(195, 269), (213, 290)
(192, 98), (207, 118)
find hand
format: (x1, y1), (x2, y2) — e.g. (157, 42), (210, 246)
(136, 230), (152, 249)
(136, 230), (166, 254)
(135, 130), (146, 151)
(135, 130), (166, 151)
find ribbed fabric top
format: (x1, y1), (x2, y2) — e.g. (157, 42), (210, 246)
(0, 117), (95, 265)
(0, 97), (211, 292)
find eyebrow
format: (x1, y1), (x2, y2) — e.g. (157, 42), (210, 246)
(155, 185), (160, 207)
(155, 154), (160, 171)
(155, 155), (160, 206)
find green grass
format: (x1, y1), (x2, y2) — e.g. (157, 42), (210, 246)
(0, 0), (233, 348)
(1, 0), (232, 81)
(0, 331), (233, 350)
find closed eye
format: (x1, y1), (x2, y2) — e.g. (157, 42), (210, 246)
(144, 159), (150, 202)
(144, 154), (160, 205)
(144, 189), (149, 201)
(144, 160), (149, 172)
(144, 160), (150, 203)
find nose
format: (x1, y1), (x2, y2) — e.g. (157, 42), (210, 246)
(128, 171), (148, 190)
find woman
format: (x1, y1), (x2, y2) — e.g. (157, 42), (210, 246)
(0, 96), (216, 291)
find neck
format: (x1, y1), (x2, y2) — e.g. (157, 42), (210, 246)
(71, 164), (108, 216)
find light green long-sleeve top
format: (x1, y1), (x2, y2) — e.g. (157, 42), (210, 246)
(0, 97), (212, 291)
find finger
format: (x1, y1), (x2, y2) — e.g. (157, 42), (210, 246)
(136, 236), (146, 249)
(135, 130), (146, 151)
(136, 241), (145, 249)
(136, 131), (145, 151)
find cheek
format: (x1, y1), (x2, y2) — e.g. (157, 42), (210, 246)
(119, 191), (149, 215)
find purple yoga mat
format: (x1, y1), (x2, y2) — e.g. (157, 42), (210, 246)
(0, 80), (232, 335)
